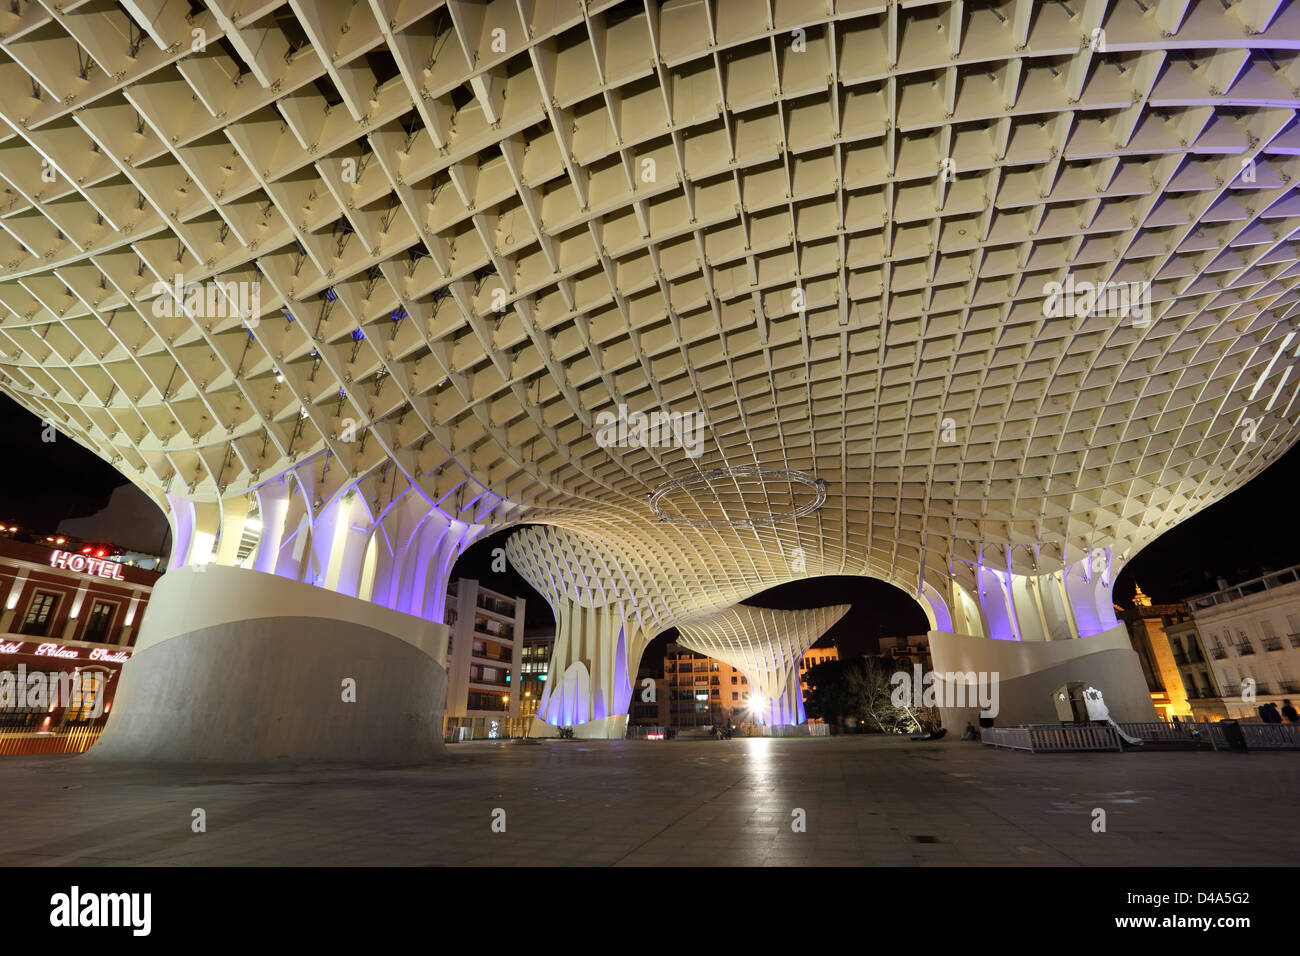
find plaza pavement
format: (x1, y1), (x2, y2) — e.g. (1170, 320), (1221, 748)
(0, 735), (1293, 866)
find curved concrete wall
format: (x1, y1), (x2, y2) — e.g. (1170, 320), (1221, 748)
(928, 625), (1158, 730)
(88, 566), (449, 765)
(132, 564), (447, 660)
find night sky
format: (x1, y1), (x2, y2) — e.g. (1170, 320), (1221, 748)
(0, 394), (129, 531)
(4, 389), (1299, 673)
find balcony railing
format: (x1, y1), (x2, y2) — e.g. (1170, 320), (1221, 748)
(1290, 633), (1300, 648)
(476, 596), (516, 618)
(473, 622), (512, 641)
(1211, 647), (1228, 660)
(1188, 566), (1300, 609)
(1263, 638), (1284, 651)
(1235, 644), (1256, 656)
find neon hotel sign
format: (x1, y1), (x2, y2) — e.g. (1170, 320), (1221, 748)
(0, 640), (129, 663)
(48, 549), (126, 581)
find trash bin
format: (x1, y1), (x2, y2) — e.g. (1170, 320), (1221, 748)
(1219, 718), (1248, 753)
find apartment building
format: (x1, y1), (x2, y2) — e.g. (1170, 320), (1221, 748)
(1185, 566), (1300, 720)
(664, 642), (751, 730)
(443, 579), (525, 739)
(798, 645), (839, 702)
(519, 625), (555, 729)
(877, 635), (931, 667)
(628, 662), (671, 730)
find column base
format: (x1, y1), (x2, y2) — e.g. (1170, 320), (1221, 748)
(528, 714), (629, 739)
(87, 566), (449, 766)
(927, 625), (1159, 731)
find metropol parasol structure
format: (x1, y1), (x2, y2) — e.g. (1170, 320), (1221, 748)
(0, 0), (1297, 759)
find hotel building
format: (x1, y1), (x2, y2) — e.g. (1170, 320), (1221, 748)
(0, 535), (161, 753)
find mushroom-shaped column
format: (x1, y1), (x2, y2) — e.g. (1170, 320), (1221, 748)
(506, 526), (644, 738)
(677, 604), (850, 726)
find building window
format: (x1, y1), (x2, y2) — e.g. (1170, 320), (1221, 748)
(82, 601), (115, 642)
(0, 669), (45, 724)
(66, 671), (105, 721)
(466, 692), (509, 712)
(21, 592), (59, 637)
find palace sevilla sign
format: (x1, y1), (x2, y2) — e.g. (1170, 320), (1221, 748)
(0, 640), (130, 663)
(48, 550), (126, 581)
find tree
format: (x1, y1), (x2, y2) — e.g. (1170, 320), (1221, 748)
(804, 657), (937, 734)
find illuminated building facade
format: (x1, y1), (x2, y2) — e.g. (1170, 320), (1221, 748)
(662, 643), (745, 732)
(798, 646), (840, 704)
(1162, 613), (1229, 721)
(0, 535), (159, 753)
(1118, 585), (1196, 720)
(0, 536), (158, 648)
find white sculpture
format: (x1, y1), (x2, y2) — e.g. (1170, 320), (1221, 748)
(1084, 686), (1142, 745)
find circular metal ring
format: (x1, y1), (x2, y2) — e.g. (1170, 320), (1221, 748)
(646, 465), (827, 530)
